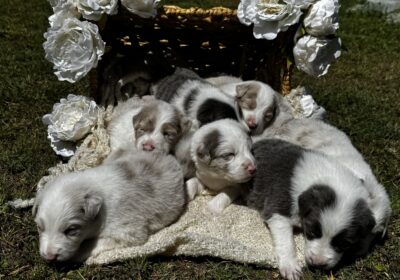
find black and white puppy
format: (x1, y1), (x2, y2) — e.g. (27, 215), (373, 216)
(108, 97), (191, 153)
(151, 68), (244, 128)
(253, 114), (392, 237)
(188, 119), (256, 214)
(247, 139), (380, 280)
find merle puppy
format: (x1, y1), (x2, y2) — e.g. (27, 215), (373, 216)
(246, 139), (382, 280)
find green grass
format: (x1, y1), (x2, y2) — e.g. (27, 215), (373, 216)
(1, 0), (399, 279)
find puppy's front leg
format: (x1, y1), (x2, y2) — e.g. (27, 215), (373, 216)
(186, 177), (205, 200)
(267, 214), (302, 280)
(207, 185), (241, 214)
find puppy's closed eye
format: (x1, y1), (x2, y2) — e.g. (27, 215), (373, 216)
(64, 225), (82, 237)
(219, 153), (235, 161)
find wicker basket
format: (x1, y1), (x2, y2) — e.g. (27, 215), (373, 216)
(91, 4), (298, 102)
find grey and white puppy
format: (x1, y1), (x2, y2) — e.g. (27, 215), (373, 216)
(188, 119), (256, 214)
(253, 114), (392, 237)
(151, 68), (244, 128)
(247, 139), (380, 280)
(33, 151), (186, 262)
(108, 97), (191, 153)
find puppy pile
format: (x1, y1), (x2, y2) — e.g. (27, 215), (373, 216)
(33, 67), (391, 279)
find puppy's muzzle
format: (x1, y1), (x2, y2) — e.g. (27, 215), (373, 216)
(243, 160), (256, 175)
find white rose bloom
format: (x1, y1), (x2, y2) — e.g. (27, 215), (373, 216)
(77, 0), (119, 21)
(121, 0), (160, 18)
(43, 94), (100, 157)
(43, 17), (105, 83)
(304, 0), (340, 36)
(238, 0), (303, 40)
(48, 0), (80, 29)
(293, 0), (317, 9)
(293, 35), (341, 77)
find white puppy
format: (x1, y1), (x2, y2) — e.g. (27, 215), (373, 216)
(33, 151), (186, 262)
(108, 97), (191, 153)
(247, 139), (382, 280)
(189, 119), (256, 214)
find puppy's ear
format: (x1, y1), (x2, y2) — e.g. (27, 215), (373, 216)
(298, 184), (336, 218)
(83, 192), (103, 220)
(235, 82), (260, 99)
(180, 116), (192, 135)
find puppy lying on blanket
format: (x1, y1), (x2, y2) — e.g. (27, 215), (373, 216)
(108, 97), (191, 153)
(247, 139), (380, 280)
(188, 119), (256, 214)
(32, 150), (186, 263)
(252, 105), (392, 237)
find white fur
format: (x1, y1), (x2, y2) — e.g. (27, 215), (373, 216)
(190, 119), (255, 213)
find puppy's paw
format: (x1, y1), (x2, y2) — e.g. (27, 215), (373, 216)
(206, 199), (226, 216)
(205, 192), (233, 215)
(185, 177), (203, 201)
(279, 262), (302, 280)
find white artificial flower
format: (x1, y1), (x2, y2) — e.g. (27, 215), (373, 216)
(238, 0), (303, 40)
(293, 0), (317, 9)
(293, 35), (341, 77)
(304, 0), (340, 36)
(43, 94), (100, 157)
(121, 0), (160, 18)
(76, 0), (119, 21)
(48, 0), (80, 29)
(43, 17), (105, 83)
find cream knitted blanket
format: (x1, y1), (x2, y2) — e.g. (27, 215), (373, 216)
(13, 90), (321, 267)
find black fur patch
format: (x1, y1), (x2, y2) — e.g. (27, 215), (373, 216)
(196, 129), (221, 161)
(196, 99), (238, 126)
(298, 184), (337, 240)
(330, 199), (376, 253)
(246, 139), (304, 219)
(183, 88), (199, 113)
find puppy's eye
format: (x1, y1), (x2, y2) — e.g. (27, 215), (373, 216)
(220, 153), (235, 161)
(163, 130), (177, 141)
(64, 225), (81, 237)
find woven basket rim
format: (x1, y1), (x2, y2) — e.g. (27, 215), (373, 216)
(159, 5), (237, 17)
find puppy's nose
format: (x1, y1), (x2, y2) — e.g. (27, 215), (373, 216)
(307, 255), (328, 268)
(45, 251), (58, 262)
(142, 142), (155, 151)
(246, 118), (257, 129)
(244, 162), (256, 175)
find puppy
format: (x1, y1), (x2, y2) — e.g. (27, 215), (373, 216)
(253, 115), (392, 236)
(208, 77), (294, 135)
(151, 68), (244, 128)
(247, 139), (381, 280)
(33, 150), (186, 262)
(205, 74), (243, 87)
(108, 97), (191, 153)
(188, 119), (256, 214)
